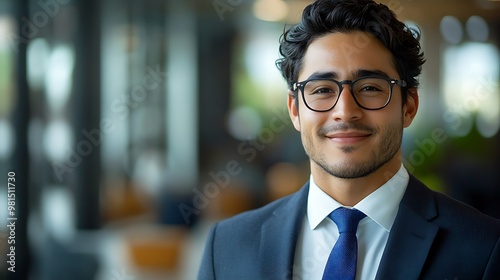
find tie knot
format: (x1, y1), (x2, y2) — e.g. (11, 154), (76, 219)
(329, 207), (366, 233)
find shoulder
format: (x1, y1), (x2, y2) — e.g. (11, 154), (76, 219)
(216, 190), (301, 231)
(210, 182), (309, 241)
(408, 174), (500, 235)
(387, 175), (500, 279)
(204, 185), (307, 261)
(432, 188), (500, 232)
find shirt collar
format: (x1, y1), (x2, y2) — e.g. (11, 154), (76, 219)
(307, 165), (409, 232)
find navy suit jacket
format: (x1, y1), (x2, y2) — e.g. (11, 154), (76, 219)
(198, 175), (500, 279)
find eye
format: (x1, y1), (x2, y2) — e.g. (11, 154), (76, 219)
(354, 77), (390, 93)
(359, 85), (382, 92)
(312, 87), (336, 94)
(304, 80), (340, 96)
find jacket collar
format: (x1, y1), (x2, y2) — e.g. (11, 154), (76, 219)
(375, 174), (439, 279)
(255, 175), (439, 279)
(258, 182), (309, 279)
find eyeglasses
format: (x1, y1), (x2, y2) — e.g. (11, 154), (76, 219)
(293, 75), (407, 112)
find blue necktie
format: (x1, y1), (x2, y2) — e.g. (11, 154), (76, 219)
(322, 207), (366, 280)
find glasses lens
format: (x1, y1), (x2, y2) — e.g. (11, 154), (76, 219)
(303, 80), (340, 111)
(352, 77), (391, 109)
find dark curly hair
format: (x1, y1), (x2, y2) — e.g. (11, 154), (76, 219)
(275, 0), (425, 104)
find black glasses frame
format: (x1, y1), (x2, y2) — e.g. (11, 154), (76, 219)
(293, 75), (407, 112)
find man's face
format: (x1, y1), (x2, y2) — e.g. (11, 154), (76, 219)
(288, 31), (418, 179)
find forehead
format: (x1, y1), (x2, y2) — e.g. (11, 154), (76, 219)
(299, 31), (398, 80)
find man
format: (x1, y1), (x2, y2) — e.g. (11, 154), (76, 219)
(198, 0), (500, 279)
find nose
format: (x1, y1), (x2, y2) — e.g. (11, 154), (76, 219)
(330, 85), (363, 122)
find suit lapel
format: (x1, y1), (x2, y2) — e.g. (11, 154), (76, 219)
(375, 175), (439, 280)
(258, 183), (309, 279)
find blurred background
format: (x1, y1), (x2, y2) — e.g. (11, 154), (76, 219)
(0, 0), (499, 279)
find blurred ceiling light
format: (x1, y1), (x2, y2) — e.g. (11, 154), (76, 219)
(133, 151), (165, 197)
(440, 16), (463, 44)
(466, 16), (489, 42)
(227, 106), (262, 140)
(43, 119), (73, 162)
(244, 36), (281, 85)
(45, 44), (75, 113)
(41, 187), (75, 242)
(442, 42), (499, 137)
(253, 0), (289, 22)
(477, 96), (500, 138)
(28, 38), (50, 90)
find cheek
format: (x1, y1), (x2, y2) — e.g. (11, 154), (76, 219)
(381, 101), (404, 122)
(299, 111), (328, 135)
(366, 110), (404, 135)
(299, 102), (329, 122)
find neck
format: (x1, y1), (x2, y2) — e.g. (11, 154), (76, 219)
(311, 152), (402, 206)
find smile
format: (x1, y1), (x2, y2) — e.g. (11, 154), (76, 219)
(325, 131), (372, 144)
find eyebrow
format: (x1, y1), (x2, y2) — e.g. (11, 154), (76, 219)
(354, 69), (390, 79)
(306, 71), (338, 80)
(305, 69), (391, 81)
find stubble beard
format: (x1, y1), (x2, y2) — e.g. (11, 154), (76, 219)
(303, 120), (403, 179)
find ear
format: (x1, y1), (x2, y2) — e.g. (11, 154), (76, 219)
(287, 91), (301, 131)
(403, 87), (419, 128)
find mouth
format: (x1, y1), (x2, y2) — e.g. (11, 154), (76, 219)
(325, 131), (372, 144)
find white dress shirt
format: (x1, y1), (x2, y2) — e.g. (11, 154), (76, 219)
(293, 165), (409, 280)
